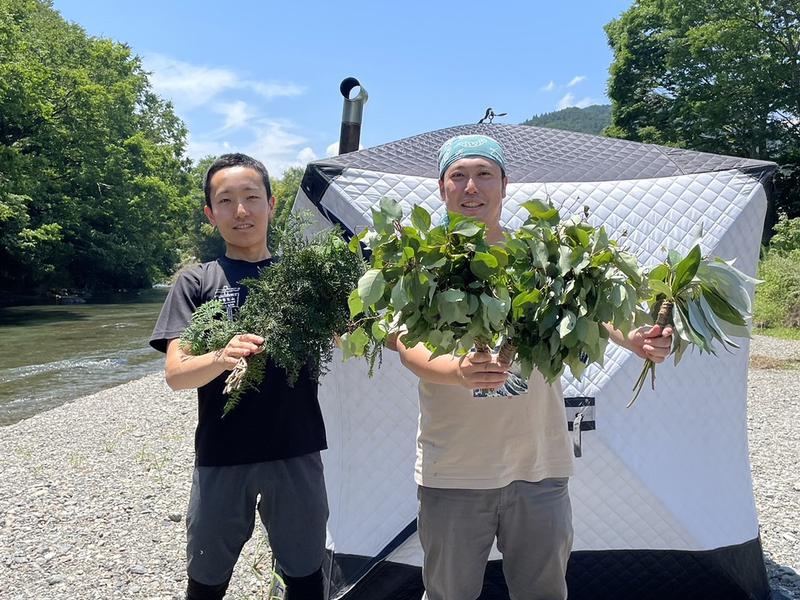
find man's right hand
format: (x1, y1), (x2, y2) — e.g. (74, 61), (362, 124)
(457, 350), (509, 390)
(213, 334), (265, 370)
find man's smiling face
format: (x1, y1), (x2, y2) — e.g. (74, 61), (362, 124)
(204, 166), (274, 260)
(438, 157), (507, 228)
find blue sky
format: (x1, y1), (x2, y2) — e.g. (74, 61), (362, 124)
(52, 0), (633, 175)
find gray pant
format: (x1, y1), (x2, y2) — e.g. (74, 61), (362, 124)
(186, 452), (328, 586)
(418, 478), (573, 600)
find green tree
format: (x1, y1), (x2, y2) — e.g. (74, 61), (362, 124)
(182, 156), (225, 265)
(522, 105), (612, 135)
(269, 166), (303, 250)
(605, 0), (800, 220)
(0, 0), (193, 295)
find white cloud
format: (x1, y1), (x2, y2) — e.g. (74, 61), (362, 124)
(325, 140), (363, 157)
(250, 82), (306, 100)
(185, 134), (232, 160)
(144, 54), (239, 109)
(215, 100), (253, 131)
(556, 93), (597, 110)
(296, 147), (317, 164)
(541, 80), (556, 92)
(557, 93), (576, 110)
(142, 53), (305, 111)
(568, 75), (586, 87)
(186, 120), (311, 177)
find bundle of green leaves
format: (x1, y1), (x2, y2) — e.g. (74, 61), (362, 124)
(341, 198), (645, 385)
(340, 198), (511, 369)
(630, 242), (758, 405)
(180, 213), (365, 414)
(504, 200), (645, 382)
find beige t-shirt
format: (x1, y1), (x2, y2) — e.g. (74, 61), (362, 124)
(415, 368), (574, 489)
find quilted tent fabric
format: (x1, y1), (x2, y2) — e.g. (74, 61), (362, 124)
(310, 123), (775, 183)
(294, 123), (777, 600)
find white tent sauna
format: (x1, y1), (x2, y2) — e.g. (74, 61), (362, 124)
(294, 123), (776, 600)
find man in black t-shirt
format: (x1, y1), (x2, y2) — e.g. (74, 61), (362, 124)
(150, 153), (328, 600)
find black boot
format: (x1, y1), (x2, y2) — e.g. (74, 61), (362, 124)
(283, 567), (324, 600)
(186, 577), (230, 600)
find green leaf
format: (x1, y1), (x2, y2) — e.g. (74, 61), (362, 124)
(371, 320), (388, 342)
(391, 275), (410, 308)
(702, 287), (747, 326)
(671, 301), (694, 348)
(470, 251), (499, 280)
(675, 301), (706, 349)
(567, 225), (591, 249)
(685, 298), (716, 354)
(371, 207), (393, 236)
(648, 263), (671, 282)
(481, 293), (509, 329)
(411, 204), (432, 232)
(340, 327), (369, 360)
(439, 288), (466, 303)
(380, 196), (403, 220)
(437, 289), (469, 323)
(616, 251), (643, 285)
(593, 227), (610, 253)
(696, 261), (753, 315)
(565, 353), (588, 380)
(421, 249), (447, 268)
(512, 288), (542, 316)
(527, 239), (549, 269)
(583, 321), (601, 358)
(451, 220), (482, 237)
(558, 310), (577, 337)
(358, 269), (386, 307)
(672, 244), (701, 294)
(698, 294), (741, 350)
(611, 284), (627, 307)
(648, 279), (672, 298)
(522, 199), (560, 223)
(489, 246), (509, 268)
(667, 249), (682, 267)
(348, 228), (368, 254)
(348, 288), (364, 318)
(558, 246), (572, 274)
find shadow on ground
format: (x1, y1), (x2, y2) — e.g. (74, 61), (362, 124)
(765, 557), (799, 599)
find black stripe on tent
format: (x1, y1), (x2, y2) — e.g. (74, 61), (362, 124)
(328, 537), (770, 600)
(330, 520), (418, 599)
(300, 164), (355, 238)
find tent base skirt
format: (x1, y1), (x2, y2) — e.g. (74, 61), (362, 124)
(331, 537), (770, 600)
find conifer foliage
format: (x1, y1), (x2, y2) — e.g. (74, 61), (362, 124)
(180, 214), (364, 414)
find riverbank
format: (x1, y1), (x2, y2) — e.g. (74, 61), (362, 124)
(0, 290), (167, 426)
(0, 336), (798, 599)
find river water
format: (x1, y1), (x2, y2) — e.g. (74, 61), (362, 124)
(0, 288), (169, 426)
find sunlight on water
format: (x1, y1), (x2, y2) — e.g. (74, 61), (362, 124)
(0, 289), (169, 425)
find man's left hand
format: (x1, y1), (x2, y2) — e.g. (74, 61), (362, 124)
(626, 324), (674, 363)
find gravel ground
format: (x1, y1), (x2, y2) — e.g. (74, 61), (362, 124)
(749, 335), (800, 599)
(0, 335), (798, 600)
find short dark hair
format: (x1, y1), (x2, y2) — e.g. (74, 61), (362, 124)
(203, 153), (272, 208)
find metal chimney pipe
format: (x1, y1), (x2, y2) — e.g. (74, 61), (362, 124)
(338, 77), (368, 155)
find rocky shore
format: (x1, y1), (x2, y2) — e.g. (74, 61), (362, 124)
(1, 336), (798, 599)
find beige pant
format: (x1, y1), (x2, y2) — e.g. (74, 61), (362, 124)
(418, 478), (573, 600)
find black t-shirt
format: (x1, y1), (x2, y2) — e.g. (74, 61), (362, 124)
(150, 255), (327, 467)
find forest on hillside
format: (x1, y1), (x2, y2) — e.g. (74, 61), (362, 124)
(521, 105), (611, 135)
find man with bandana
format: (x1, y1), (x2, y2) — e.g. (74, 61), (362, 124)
(392, 134), (673, 600)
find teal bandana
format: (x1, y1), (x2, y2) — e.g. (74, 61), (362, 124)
(437, 134), (507, 179)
